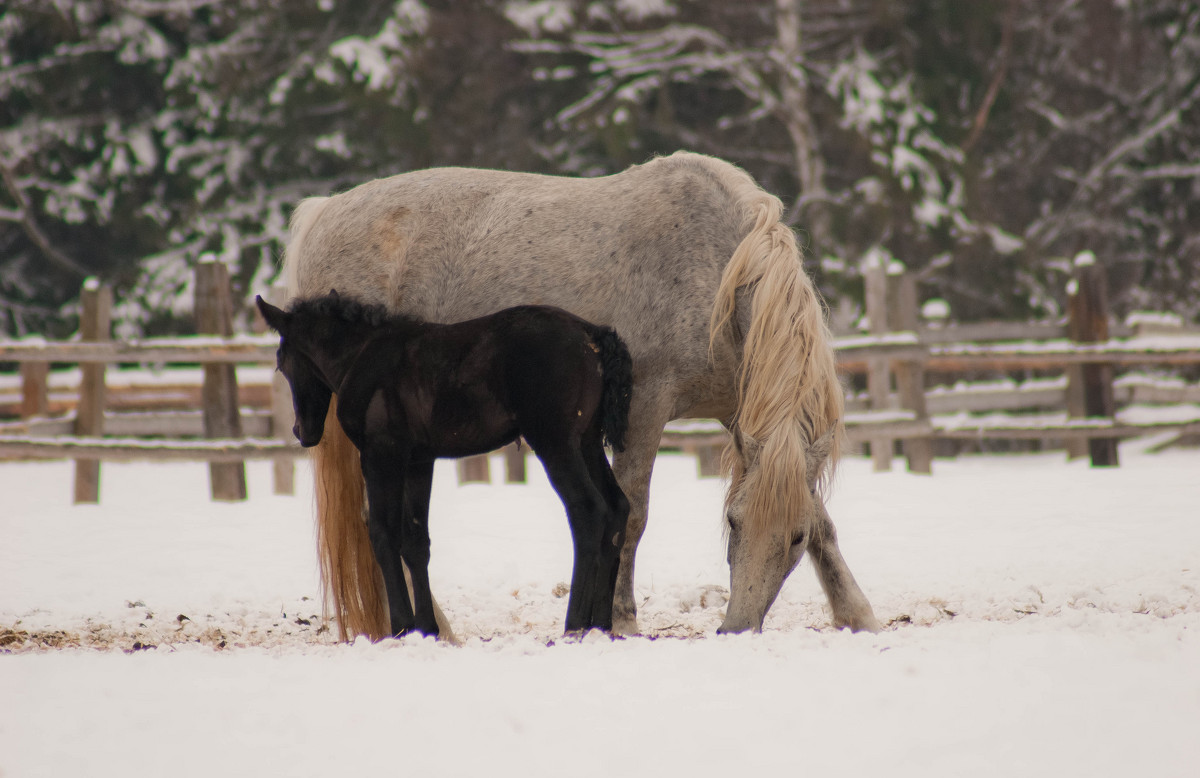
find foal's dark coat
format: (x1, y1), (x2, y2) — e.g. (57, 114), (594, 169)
(257, 293), (632, 637)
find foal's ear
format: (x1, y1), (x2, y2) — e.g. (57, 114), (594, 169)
(255, 295), (289, 333)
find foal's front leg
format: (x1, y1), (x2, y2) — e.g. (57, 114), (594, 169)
(361, 451), (416, 637)
(398, 459), (439, 637)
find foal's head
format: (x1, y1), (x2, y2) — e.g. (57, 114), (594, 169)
(256, 295), (335, 448)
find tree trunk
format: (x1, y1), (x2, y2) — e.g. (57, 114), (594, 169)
(773, 0), (832, 248)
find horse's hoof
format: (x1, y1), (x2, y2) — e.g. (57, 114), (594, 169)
(833, 612), (882, 634)
(610, 614), (640, 637)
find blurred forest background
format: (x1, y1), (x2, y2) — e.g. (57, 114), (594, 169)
(2, 0), (1198, 338)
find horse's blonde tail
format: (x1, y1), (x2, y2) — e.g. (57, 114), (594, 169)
(312, 397), (391, 642)
(284, 196), (389, 642)
(709, 183), (845, 541)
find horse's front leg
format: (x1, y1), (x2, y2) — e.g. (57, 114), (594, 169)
(807, 500), (881, 633)
(399, 458), (438, 637)
(361, 451), (416, 637)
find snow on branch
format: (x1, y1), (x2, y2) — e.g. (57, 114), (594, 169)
(513, 24), (777, 128)
(1028, 93), (1198, 249)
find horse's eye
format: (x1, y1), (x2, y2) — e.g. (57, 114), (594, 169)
(790, 532), (805, 547)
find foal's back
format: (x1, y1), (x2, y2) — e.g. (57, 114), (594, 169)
(340, 306), (609, 459)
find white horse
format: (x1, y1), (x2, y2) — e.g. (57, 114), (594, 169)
(284, 151), (880, 639)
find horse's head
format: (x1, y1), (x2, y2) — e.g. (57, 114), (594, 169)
(256, 296), (334, 448)
(717, 426), (837, 634)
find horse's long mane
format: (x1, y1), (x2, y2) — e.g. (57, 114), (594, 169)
(699, 154), (845, 543)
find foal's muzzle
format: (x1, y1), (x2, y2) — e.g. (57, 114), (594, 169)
(294, 423), (320, 448)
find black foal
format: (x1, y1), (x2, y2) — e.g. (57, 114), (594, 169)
(257, 292), (632, 637)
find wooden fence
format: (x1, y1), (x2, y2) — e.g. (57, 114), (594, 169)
(831, 256), (1200, 473)
(3, 259), (1200, 501)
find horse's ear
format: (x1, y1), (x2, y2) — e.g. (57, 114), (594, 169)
(805, 426), (838, 487)
(329, 288), (339, 300)
(808, 426), (837, 463)
(255, 295), (289, 333)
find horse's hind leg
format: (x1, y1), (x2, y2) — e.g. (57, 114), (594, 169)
(808, 501), (882, 633)
(609, 396), (674, 635)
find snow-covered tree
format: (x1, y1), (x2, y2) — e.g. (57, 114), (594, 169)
(1, 0), (412, 336)
(3, 0), (1197, 336)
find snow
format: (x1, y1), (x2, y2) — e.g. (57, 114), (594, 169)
(2, 445), (1198, 776)
(1126, 310), (1184, 329)
(922, 297), (951, 320)
(505, 1), (575, 36)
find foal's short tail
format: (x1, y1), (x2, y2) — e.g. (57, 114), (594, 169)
(593, 327), (633, 452)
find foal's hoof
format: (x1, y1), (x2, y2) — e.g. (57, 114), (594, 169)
(562, 627), (619, 644)
(392, 624), (440, 640)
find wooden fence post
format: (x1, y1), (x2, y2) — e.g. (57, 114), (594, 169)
(196, 260), (247, 500)
(502, 441), (527, 483)
(1066, 252), (1119, 467)
(457, 455), (491, 484)
(73, 279), (112, 503)
(694, 443), (723, 478)
(20, 362), (49, 419)
(863, 255), (893, 472)
(889, 268), (932, 474)
(1063, 360), (1088, 461)
(264, 286), (296, 495)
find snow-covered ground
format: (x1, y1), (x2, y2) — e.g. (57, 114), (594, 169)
(2, 441), (1198, 777)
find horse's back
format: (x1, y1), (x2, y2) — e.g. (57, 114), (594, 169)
(291, 153), (752, 328)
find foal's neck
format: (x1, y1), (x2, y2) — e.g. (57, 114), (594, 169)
(303, 322), (378, 391)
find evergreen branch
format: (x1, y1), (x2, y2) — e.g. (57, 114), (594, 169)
(0, 145), (90, 279)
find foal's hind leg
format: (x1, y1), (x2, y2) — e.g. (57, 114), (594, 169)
(582, 432), (631, 628)
(528, 437), (616, 633)
(807, 501), (881, 633)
